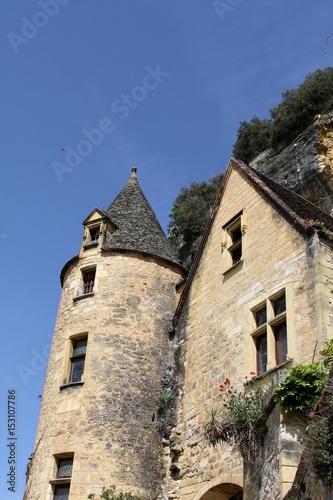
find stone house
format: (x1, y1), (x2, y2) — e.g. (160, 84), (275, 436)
(25, 156), (333, 499)
(168, 158), (333, 499)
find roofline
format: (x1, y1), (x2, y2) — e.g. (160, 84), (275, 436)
(172, 156), (328, 329)
(60, 254), (80, 287)
(231, 158), (315, 235)
(100, 247), (187, 272)
(60, 249), (186, 288)
(172, 169), (225, 328)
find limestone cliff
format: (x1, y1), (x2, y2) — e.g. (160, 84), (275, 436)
(251, 110), (333, 214)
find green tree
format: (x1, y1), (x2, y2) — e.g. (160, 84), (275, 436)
(270, 67), (333, 146)
(168, 173), (224, 246)
(232, 67), (333, 162)
(232, 116), (273, 164)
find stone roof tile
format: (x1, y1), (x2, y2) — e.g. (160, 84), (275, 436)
(103, 167), (180, 264)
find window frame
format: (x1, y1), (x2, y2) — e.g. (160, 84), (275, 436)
(88, 225), (100, 244)
(221, 210), (246, 274)
(82, 268), (95, 295)
(50, 454), (74, 500)
(73, 266), (97, 302)
(251, 289), (288, 375)
(69, 337), (87, 384)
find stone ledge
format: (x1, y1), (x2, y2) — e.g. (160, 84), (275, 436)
(59, 381), (84, 391)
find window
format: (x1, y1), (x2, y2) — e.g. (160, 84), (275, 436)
(82, 269), (95, 294)
(69, 338), (87, 383)
(57, 457), (73, 478)
(89, 226), (100, 244)
(256, 333), (267, 374)
(53, 484), (70, 500)
(271, 294), (287, 366)
(229, 222), (242, 265)
(251, 290), (287, 374)
(221, 211), (246, 272)
(51, 455), (73, 500)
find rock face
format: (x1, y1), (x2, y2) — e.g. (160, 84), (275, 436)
(251, 111), (333, 214)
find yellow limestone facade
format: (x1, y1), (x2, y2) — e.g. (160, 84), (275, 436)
(165, 160), (333, 500)
(25, 162), (333, 500)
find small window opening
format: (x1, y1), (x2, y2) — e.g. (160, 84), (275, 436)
(83, 270), (95, 294)
(89, 227), (100, 244)
(69, 338), (87, 383)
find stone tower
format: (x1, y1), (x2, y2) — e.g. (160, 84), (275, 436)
(25, 168), (186, 500)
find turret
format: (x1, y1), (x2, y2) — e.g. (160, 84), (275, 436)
(25, 168), (186, 500)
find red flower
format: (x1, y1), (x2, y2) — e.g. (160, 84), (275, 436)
(219, 385), (225, 391)
(227, 389), (233, 394)
(250, 371), (256, 375)
(224, 378), (231, 385)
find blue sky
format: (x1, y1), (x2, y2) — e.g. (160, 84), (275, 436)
(1, 1), (332, 497)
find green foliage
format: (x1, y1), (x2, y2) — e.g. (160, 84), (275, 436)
(168, 172), (224, 246)
(232, 116), (273, 164)
(271, 67), (333, 147)
(232, 66), (333, 162)
(217, 375), (264, 422)
(204, 407), (222, 432)
(320, 338), (333, 368)
(205, 376), (267, 466)
(311, 415), (333, 485)
(88, 486), (143, 500)
(158, 388), (174, 404)
(274, 362), (327, 412)
(224, 381), (264, 423)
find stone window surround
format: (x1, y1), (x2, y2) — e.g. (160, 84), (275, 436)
(221, 210), (247, 274)
(59, 333), (88, 391)
(251, 288), (288, 375)
(83, 222), (102, 250)
(49, 453), (74, 498)
(73, 265), (96, 302)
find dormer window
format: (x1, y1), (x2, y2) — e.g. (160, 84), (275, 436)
(89, 226), (100, 244)
(229, 222), (242, 265)
(221, 211), (246, 273)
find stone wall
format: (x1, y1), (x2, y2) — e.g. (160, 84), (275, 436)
(166, 166), (331, 499)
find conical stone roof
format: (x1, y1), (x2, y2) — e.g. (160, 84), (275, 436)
(103, 167), (179, 264)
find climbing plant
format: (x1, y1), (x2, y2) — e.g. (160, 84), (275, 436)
(274, 362), (327, 413)
(274, 339), (333, 413)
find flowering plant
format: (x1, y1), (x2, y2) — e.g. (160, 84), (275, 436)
(205, 373), (268, 465)
(219, 373), (263, 423)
